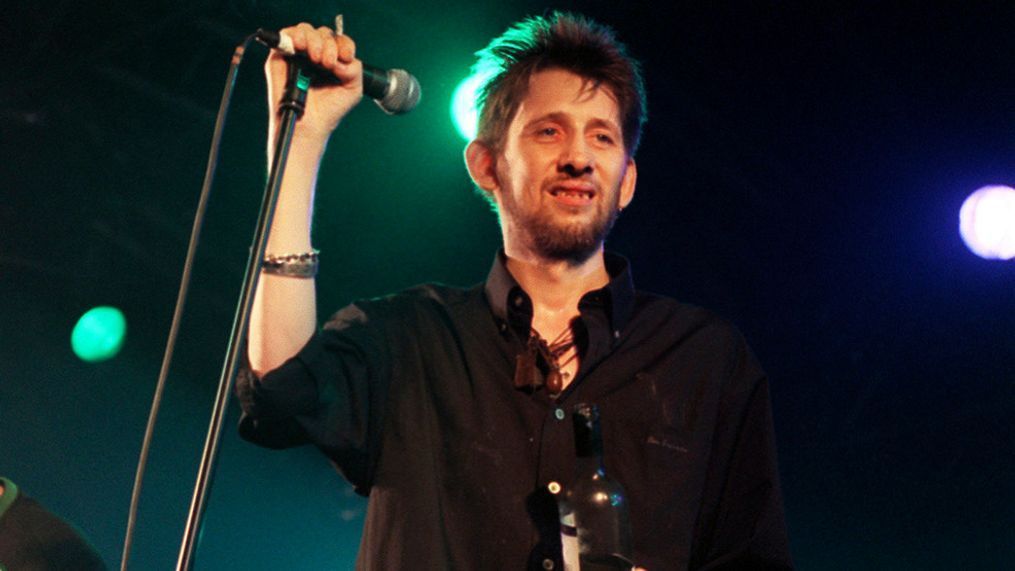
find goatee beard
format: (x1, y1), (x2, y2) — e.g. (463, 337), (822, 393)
(526, 204), (620, 264)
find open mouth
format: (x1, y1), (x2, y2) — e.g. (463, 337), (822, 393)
(549, 187), (595, 201)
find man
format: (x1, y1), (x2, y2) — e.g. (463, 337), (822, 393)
(0, 477), (106, 570)
(237, 12), (792, 570)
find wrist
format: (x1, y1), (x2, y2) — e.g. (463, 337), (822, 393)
(290, 131), (330, 164)
(267, 131), (329, 176)
(290, 123), (335, 150)
(268, 125), (330, 154)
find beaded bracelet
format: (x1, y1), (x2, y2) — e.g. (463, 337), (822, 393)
(261, 249), (320, 278)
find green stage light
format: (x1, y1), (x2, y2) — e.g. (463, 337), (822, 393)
(71, 306), (126, 362)
(451, 73), (489, 142)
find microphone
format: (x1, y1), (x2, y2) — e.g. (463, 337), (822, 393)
(255, 29), (421, 115)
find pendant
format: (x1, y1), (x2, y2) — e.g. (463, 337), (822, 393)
(546, 368), (563, 394)
(514, 350), (544, 390)
(514, 352), (534, 389)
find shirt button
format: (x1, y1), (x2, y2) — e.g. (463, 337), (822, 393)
(554, 408), (565, 420)
(513, 295), (524, 307)
(613, 330), (621, 339)
(547, 481), (561, 494)
(542, 559), (555, 570)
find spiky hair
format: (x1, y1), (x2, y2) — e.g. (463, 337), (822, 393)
(472, 11), (647, 156)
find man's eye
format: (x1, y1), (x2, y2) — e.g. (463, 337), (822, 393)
(539, 127), (559, 136)
(595, 133), (615, 145)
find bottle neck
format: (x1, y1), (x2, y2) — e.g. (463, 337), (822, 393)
(572, 403), (605, 477)
(575, 450), (605, 479)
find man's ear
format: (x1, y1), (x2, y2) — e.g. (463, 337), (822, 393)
(465, 140), (499, 193)
(619, 157), (637, 209)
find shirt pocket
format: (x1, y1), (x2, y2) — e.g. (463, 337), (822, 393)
(597, 371), (702, 514)
(598, 372), (694, 470)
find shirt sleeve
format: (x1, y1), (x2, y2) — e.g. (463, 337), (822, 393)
(692, 332), (794, 570)
(235, 301), (393, 492)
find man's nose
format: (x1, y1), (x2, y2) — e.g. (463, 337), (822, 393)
(558, 136), (594, 176)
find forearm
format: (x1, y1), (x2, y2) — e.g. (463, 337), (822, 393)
(248, 134), (326, 375)
(247, 22), (362, 375)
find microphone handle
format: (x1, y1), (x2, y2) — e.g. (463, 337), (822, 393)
(361, 64), (391, 101)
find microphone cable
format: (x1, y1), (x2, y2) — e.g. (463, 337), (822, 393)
(118, 34), (256, 571)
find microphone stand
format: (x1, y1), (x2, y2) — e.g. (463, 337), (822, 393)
(175, 59), (312, 571)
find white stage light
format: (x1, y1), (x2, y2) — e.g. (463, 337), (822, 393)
(959, 185), (1015, 260)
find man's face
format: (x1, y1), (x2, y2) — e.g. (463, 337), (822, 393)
(486, 68), (636, 263)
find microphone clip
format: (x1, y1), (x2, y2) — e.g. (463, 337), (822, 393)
(280, 60), (313, 119)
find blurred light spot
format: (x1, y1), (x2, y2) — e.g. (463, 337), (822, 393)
(71, 306), (126, 362)
(960, 185), (1015, 260)
(451, 73), (489, 142)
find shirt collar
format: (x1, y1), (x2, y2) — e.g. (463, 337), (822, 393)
(483, 250), (636, 335)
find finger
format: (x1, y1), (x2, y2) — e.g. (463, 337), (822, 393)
(299, 23), (324, 63)
(334, 34), (356, 64)
(318, 26), (338, 70)
(332, 57), (363, 87)
(285, 23), (314, 53)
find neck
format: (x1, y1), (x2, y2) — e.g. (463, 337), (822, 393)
(504, 246), (610, 337)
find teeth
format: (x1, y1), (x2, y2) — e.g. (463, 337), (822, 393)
(553, 190), (592, 198)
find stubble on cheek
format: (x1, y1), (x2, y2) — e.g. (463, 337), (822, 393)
(493, 154), (621, 263)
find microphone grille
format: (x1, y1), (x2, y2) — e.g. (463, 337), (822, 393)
(376, 69), (421, 115)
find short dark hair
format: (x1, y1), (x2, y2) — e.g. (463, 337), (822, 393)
(472, 11), (647, 156)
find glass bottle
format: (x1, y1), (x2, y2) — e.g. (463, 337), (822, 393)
(558, 403), (634, 570)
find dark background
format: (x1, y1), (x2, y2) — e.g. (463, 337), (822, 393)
(2, 1), (1012, 569)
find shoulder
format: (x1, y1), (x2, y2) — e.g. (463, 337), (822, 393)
(627, 290), (763, 387)
(632, 290), (747, 346)
(324, 282), (482, 331)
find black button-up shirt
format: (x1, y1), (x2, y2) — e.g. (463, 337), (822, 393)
(236, 253), (792, 570)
